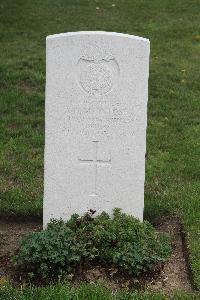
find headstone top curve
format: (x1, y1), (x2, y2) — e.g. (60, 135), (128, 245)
(46, 31), (150, 44)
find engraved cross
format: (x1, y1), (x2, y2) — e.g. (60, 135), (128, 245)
(78, 141), (111, 196)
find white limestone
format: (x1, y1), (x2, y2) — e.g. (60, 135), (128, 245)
(44, 31), (150, 227)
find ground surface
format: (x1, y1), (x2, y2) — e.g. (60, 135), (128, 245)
(0, 0), (199, 296)
(0, 217), (192, 295)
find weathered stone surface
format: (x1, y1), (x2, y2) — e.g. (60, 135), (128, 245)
(44, 31), (150, 227)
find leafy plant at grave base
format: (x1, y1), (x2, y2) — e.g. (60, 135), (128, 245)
(13, 209), (172, 280)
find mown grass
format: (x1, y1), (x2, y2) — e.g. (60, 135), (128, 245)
(0, 283), (199, 300)
(0, 0), (199, 293)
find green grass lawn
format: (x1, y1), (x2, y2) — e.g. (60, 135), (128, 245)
(3, 283), (200, 300)
(0, 0), (199, 295)
(1, 283), (200, 300)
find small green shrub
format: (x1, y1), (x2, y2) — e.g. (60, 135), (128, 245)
(13, 209), (172, 279)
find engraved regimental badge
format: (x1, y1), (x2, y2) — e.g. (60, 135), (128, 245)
(77, 45), (120, 96)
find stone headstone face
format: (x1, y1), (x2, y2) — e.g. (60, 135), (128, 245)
(44, 31), (150, 228)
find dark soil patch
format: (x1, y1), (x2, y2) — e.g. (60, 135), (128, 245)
(0, 220), (42, 280)
(0, 216), (192, 294)
(17, 81), (38, 94)
(145, 216), (192, 293)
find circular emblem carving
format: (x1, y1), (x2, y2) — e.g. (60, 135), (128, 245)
(80, 64), (113, 96)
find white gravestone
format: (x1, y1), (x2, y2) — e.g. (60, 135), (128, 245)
(44, 31), (150, 228)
